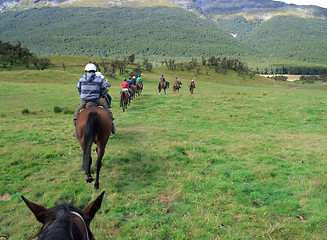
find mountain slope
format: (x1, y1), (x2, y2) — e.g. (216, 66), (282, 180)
(243, 15), (327, 64)
(0, 6), (252, 59)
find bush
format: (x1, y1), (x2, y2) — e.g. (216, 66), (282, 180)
(22, 108), (30, 114)
(53, 106), (62, 113)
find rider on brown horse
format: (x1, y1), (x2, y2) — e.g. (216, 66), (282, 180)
(175, 77), (182, 88)
(73, 63), (115, 136)
(160, 74), (168, 88)
(96, 72), (112, 108)
(190, 77), (195, 89)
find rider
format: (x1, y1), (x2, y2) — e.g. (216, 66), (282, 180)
(127, 77), (133, 88)
(132, 76), (137, 85)
(160, 74), (168, 88)
(73, 63), (115, 136)
(96, 72), (112, 108)
(120, 78), (131, 98)
(175, 77), (181, 88)
(137, 74), (143, 87)
(191, 77), (195, 89)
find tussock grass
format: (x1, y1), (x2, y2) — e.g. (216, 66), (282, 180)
(0, 59), (326, 239)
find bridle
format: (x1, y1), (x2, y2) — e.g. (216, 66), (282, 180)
(71, 211), (90, 240)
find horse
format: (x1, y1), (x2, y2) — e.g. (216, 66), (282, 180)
(173, 80), (182, 93)
(75, 105), (112, 189)
(120, 90), (129, 112)
(189, 81), (195, 94)
(136, 82), (143, 96)
(158, 81), (166, 94)
(128, 87), (135, 100)
(21, 191), (105, 240)
(100, 96), (109, 108)
(131, 85), (138, 98)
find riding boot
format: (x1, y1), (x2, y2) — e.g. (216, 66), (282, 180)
(107, 110), (116, 134)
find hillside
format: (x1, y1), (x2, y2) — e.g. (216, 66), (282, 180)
(0, 6), (252, 60)
(242, 15), (327, 64)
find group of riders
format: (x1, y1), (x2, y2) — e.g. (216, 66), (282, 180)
(73, 63), (143, 138)
(159, 74), (196, 91)
(73, 63), (195, 138)
(120, 75), (143, 100)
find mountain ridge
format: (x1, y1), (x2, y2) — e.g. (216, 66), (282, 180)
(1, 0), (327, 19)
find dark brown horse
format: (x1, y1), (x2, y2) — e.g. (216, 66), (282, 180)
(22, 191), (105, 240)
(158, 81), (166, 94)
(189, 81), (195, 94)
(120, 90), (129, 112)
(136, 82), (143, 96)
(173, 80), (182, 93)
(76, 106), (112, 189)
(131, 85), (138, 98)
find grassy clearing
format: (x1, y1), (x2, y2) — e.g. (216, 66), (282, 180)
(0, 59), (326, 239)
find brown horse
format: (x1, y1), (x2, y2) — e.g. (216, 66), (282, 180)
(120, 90), (129, 112)
(22, 191), (105, 240)
(189, 81), (195, 94)
(131, 85), (138, 98)
(100, 96), (109, 108)
(76, 106), (112, 189)
(136, 82), (143, 96)
(158, 81), (166, 94)
(173, 80), (182, 93)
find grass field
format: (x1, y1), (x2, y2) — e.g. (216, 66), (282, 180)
(0, 59), (326, 239)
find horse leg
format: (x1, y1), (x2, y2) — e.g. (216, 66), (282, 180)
(85, 155), (94, 183)
(94, 148), (105, 189)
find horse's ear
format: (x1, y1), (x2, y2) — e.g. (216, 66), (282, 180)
(83, 191), (105, 223)
(21, 196), (48, 224)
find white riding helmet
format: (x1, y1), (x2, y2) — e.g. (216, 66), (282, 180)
(85, 63), (96, 72)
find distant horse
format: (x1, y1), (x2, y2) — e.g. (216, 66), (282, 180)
(158, 81), (166, 94)
(173, 81), (182, 93)
(120, 90), (129, 112)
(131, 85), (138, 98)
(76, 106), (112, 189)
(189, 81), (195, 94)
(22, 191), (105, 240)
(128, 87), (135, 100)
(136, 82), (143, 96)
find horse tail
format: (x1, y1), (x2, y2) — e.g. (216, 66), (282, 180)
(120, 92), (123, 107)
(82, 111), (99, 171)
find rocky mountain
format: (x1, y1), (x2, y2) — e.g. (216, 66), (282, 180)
(1, 0), (327, 18)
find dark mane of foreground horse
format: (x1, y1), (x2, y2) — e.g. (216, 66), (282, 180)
(22, 191), (105, 240)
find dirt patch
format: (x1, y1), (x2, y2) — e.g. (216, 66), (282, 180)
(0, 193), (12, 201)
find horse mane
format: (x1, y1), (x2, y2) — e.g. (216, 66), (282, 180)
(37, 202), (88, 240)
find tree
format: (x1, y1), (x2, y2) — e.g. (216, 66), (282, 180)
(128, 54), (135, 64)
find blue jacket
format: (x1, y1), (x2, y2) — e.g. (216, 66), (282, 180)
(127, 80), (133, 87)
(77, 73), (106, 101)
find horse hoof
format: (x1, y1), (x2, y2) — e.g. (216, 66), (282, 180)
(86, 176), (94, 183)
(94, 184), (99, 190)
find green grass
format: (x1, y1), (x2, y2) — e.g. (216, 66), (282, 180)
(0, 58), (326, 239)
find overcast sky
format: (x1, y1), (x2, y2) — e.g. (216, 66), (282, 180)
(276, 0), (327, 8)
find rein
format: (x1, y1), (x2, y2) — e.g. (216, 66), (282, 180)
(71, 211), (89, 240)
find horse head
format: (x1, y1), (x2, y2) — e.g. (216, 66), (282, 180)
(22, 191), (105, 240)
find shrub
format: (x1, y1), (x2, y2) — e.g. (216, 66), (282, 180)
(22, 108), (30, 114)
(53, 106), (62, 113)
